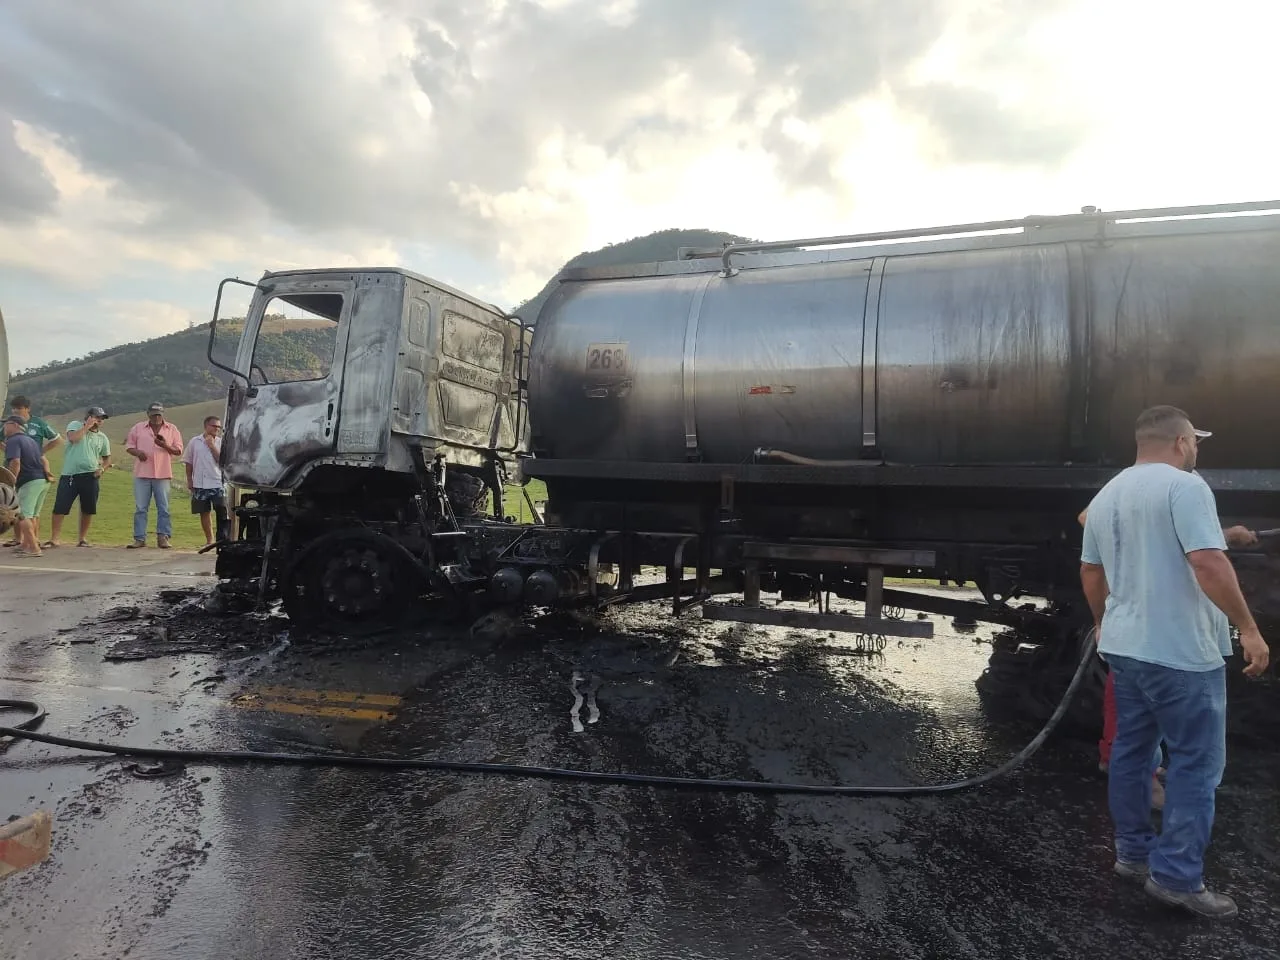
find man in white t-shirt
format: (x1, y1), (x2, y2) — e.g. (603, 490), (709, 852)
(1081, 405), (1268, 919)
(181, 415), (229, 545)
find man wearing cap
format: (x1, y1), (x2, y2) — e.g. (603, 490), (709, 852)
(3, 415), (49, 557)
(125, 403), (183, 549)
(8, 394), (61, 455)
(1081, 405), (1269, 918)
(4, 394), (58, 547)
(48, 406), (111, 547)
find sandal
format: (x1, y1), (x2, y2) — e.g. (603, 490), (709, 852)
(77, 540), (92, 547)
(14, 550), (43, 558)
(41, 541), (59, 548)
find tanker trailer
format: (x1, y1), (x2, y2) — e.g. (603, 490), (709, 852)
(524, 200), (1280, 724)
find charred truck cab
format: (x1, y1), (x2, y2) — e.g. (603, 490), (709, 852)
(208, 268), (530, 629)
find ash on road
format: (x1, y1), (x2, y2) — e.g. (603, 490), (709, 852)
(2, 554), (1279, 960)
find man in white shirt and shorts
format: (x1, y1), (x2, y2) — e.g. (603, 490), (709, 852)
(181, 415), (229, 545)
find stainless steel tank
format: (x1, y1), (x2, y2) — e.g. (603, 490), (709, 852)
(528, 202), (1280, 469)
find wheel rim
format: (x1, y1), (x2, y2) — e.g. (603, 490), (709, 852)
(283, 533), (418, 633)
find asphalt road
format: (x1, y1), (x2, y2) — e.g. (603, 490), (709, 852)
(2, 553), (1279, 960)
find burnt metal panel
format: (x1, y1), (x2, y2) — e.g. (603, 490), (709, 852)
(334, 274), (405, 457)
(391, 276), (524, 460)
(222, 274), (356, 488)
(393, 295), (432, 436)
(1083, 229), (1280, 469)
(875, 244), (1072, 464)
(529, 275), (698, 460)
(529, 260), (870, 462)
(426, 297), (518, 452)
(691, 260), (869, 462)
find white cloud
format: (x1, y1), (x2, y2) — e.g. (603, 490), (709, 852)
(1, 0), (1277, 368)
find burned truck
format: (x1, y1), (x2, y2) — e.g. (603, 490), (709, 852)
(208, 269), (530, 625)
(210, 200), (1280, 719)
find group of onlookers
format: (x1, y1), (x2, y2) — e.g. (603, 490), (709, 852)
(2, 395), (229, 557)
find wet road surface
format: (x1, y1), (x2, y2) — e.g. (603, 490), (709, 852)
(3, 555), (1280, 959)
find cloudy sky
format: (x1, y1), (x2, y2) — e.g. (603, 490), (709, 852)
(1, 0), (1276, 370)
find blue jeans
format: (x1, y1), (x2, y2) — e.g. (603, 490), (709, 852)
(133, 477), (172, 540)
(1107, 654), (1227, 892)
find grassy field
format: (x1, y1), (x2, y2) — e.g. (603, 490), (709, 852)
(23, 400), (227, 549)
(19, 399), (548, 549)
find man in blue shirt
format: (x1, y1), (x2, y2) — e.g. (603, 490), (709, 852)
(1081, 405), (1268, 919)
(5, 395), (58, 547)
(3, 415), (48, 557)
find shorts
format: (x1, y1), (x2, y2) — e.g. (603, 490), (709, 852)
(53, 473), (100, 516)
(16, 478), (49, 520)
(191, 488), (227, 515)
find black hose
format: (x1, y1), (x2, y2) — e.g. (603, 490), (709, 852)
(0, 635), (1096, 797)
(0, 698), (46, 733)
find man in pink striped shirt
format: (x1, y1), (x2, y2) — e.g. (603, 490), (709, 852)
(125, 403), (184, 549)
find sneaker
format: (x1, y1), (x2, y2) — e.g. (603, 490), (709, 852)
(157, 535), (171, 550)
(127, 540), (146, 549)
(1114, 860), (1150, 881)
(1144, 877), (1238, 918)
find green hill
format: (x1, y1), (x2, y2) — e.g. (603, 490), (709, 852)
(8, 227), (751, 416)
(10, 324), (230, 416)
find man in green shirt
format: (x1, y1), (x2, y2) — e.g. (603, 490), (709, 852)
(8, 394), (61, 454)
(48, 406), (111, 547)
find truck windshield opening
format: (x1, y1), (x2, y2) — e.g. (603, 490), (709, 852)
(249, 293), (342, 385)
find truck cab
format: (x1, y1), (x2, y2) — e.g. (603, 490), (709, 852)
(210, 267), (529, 502)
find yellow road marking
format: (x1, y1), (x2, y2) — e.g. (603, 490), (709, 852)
(231, 697), (394, 723)
(230, 686), (402, 723)
(253, 686), (401, 707)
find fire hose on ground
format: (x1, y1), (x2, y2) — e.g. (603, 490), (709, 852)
(0, 630), (1095, 797)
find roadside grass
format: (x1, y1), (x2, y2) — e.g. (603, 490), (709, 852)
(501, 478), (547, 523)
(28, 444), (206, 549)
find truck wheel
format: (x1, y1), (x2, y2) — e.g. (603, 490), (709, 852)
(975, 625), (1106, 738)
(0, 482), (18, 536)
(281, 529), (428, 636)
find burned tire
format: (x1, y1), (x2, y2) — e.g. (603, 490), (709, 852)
(975, 626), (1107, 738)
(281, 529), (430, 636)
(0, 482), (19, 537)
(446, 472), (489, 519)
